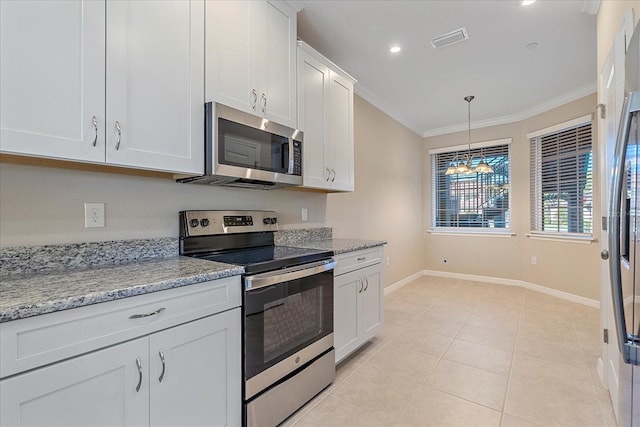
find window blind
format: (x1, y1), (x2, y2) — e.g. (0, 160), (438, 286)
(432, 143), (511, 230)
(529, 122), (593, 235)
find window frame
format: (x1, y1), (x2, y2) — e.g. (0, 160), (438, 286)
(429, 138), (513, 235)
(527, 114), (594, 240)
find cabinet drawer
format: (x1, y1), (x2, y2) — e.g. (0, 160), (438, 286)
(0, 277), (241, 379)
(334, 247), (383, 276)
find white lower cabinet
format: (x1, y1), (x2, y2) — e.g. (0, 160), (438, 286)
(0, 278), (242, 427)
(0, 337), (149, 427)
(333, 248), (384, 363)
(150, 310), (241, 427)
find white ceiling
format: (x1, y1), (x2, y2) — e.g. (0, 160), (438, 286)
(290, 0), (598, 137)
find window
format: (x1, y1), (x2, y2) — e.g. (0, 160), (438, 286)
(431, 140), (511, 231)
(529, 116), (593, 237)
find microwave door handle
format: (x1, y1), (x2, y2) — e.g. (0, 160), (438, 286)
(609, 91), (640, 365)
(245, 260), (337, 291)
(288, 137), (295, 174)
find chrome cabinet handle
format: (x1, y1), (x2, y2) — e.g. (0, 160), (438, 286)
(128, 307), (166, 320)
(114, 121), (121, 150)
(135, 357), (143, 392)
(260, 93), (267, 113)
(91, 116), (98, 147)
(358, 279), (363, 293)
(251, 89), (258, 110)
(331, 168), (336, 182)
(326, 167), (331, 181)
(363, 276), (369, 292)
(357, 257), (366, 261)
(158, 351), (166, 383)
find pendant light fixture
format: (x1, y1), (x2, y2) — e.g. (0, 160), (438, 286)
(445, 95), (493, 175)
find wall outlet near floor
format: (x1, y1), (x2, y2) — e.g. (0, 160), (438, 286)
(85, 203), (105, 228)
(531, 256), (537, 266)
(301, 208), (308, 222)
(386, 257), (390, 267)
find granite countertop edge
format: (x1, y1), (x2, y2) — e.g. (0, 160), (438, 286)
(0, 238), (384, 323)
(287, 238), (387, 254)
(0, 258), (244, 324)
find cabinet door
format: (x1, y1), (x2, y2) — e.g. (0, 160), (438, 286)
(106, 0), (204, 174)
(361, 265), (384, 340)
(149, 309), (242, 427)
(334, 269), (362, 363)
(205, 0), (258, 114)
(0, 0), (105, 162)
(0, 338), (149, 427)
(328, 70), (355, 191)
(260, 1), (297, 128)
(298, 50), (330, 189)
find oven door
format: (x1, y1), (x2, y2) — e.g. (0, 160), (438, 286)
(243, 259), (336, 400)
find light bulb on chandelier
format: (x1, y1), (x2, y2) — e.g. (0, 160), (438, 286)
(445, 96), (493, 175)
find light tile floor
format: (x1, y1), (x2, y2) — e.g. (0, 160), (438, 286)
(281, 275), (615, 426)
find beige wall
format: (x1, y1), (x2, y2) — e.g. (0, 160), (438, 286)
(424, 94), (600, 300)
(327, 96), (425, 287)
(0, 95), (425, 288)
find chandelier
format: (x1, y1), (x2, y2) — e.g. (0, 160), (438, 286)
(445, 96), (494, 175)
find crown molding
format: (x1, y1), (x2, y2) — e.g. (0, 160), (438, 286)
(422, 82), (596, 138)
(353, 84), (424, 137)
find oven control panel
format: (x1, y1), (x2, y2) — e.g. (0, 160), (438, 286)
(180, 210), (278, 236)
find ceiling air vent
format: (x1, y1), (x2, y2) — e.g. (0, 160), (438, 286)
(431, 27), (469, 49)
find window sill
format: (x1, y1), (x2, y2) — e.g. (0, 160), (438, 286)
(525, 233), (596, 244)
(428, 229), (515, 238)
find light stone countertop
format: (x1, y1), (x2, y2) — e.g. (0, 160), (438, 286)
(0, 236), (385, 323)
(0, 257), (243, 323)
(287, 238), (387, 254)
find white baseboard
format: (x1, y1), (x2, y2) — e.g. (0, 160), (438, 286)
(384, 271), (426, 295)
(384, 269), (599, 308)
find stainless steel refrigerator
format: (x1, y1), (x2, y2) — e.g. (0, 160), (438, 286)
(610, 21), (640, 427)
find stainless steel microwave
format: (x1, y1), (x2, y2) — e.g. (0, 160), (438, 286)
(178, 103), (303, 190)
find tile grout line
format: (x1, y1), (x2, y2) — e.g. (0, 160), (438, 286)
(498, 289), (527, 427)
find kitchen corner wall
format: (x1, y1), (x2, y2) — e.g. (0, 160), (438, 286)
(0, 95), (425, 289)
(423, 94), (600, 301)
(327, 96), (425, 287)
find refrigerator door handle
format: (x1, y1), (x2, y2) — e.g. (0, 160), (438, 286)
(609, 90), (640, 366)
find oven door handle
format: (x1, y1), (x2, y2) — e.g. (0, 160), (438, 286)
(244, 259), (337, 291)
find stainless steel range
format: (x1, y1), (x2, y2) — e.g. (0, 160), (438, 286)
(179, 210), (336, 427)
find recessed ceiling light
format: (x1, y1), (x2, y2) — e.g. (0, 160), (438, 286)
(521, 0), (536, 6)
(390, 45), (402, 54)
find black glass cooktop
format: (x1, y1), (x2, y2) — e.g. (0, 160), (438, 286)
(192, 245), (333, 275)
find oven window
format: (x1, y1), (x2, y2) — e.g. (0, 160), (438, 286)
(263, 289), (322, 363)
(244, 269), (333, 380)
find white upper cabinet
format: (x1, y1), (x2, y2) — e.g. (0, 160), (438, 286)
(0, 0), (204, 175)
(297, 42), (356, 192)
(105, 0), (204, 174)
(0, 0), (106, 163)
(206, 0), (297, 128)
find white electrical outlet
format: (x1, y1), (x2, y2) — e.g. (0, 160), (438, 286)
(301, 208), (308, 222)
(386, 257), (390, 267)
(85, 203), (105, 228)
(531, 256), (537, 266)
